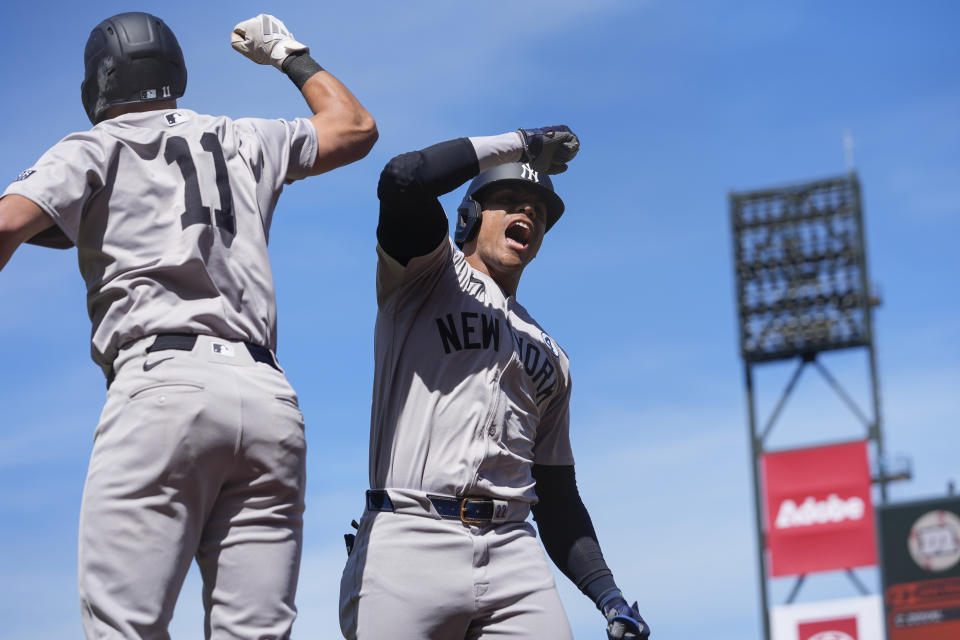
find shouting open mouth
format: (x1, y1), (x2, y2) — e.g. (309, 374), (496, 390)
(505, 219), (533, 250)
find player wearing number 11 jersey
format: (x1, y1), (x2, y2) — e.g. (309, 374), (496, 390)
(0, 11), (375, 639)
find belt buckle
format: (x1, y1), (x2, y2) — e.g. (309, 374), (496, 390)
(459, 497), (487, 524)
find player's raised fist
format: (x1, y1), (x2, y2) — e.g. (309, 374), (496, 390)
(518, 125), (580, 174)
(231, 14), (309, 69)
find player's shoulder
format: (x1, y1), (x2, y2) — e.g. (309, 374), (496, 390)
(32, 126), (114, 165)
(510, 300), (569, 363)
(232, 113), (306, 132)
(376, 235), (454, 307)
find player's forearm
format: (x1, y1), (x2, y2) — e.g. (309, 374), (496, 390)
(531, 464), (619, 605)
(0, 231), (17, 270)
(299, 69), (378, 175)
(0, 195), (53, 270)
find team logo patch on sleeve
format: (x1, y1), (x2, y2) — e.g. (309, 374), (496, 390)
(541, 332), (560, 357)
(14, 169), (35, 182)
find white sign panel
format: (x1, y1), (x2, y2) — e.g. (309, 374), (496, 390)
(771, 595), (884, 640)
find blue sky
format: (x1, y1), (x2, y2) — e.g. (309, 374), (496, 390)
(1, 1), (958, 638)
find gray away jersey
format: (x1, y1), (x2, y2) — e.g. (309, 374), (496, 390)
(372, 237), (575, 503)
(3, 109), (317, 372)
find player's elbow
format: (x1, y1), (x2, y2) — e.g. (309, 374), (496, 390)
(377, 151), (427, 201)
(333, 102), (378, 158)
(349, 112), (378, 161)
(308, 111), (377, 175)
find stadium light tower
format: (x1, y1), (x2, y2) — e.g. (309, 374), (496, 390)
(729, 172), (890, 640)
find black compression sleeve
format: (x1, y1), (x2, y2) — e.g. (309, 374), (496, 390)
(377, 137), (479, 266)
(531, 464), (620, 607)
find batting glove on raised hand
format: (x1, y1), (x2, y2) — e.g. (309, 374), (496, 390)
(517, 125), (580, 174)
(599, 591), (651, 640)
(231, 14), (309, 70)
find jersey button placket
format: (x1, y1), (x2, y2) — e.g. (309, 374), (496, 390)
(473, 295), (509, 475)
(476, 365), (505, 461)
(485, 299), (517, 444)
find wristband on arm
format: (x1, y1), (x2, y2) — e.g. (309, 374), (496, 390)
(282, 53), (324, 90)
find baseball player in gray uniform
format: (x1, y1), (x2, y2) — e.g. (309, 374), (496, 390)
(338, 129), (650, 639)
(0, 12), (376, 639)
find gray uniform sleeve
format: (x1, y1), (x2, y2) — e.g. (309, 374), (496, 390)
(376, 236), (452, 308)
(231, 116), (317, 236)
(234, 116), (318, 189)
(2, 132), (108, 244)
(533, 370), (575, 465)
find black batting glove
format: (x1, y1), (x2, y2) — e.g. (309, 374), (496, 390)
(517, 125), (580, 174)
(599, 591), (651, 640)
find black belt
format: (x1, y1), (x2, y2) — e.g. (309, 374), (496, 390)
(148, 333), (279, 370)
(106, 333), (279, 387)
(365, 489), (505, 524)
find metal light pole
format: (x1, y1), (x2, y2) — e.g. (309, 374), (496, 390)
(729, 173), (889, 640)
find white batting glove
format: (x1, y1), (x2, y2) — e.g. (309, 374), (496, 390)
(231, 14), (309, 70)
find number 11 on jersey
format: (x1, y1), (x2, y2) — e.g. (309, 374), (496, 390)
(164, 133), (236, 235)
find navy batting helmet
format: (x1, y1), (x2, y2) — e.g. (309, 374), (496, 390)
(81, 12), (187, 125)
(454, 162), (565, 248)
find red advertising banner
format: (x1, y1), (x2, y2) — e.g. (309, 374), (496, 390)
(762, 440), (877, 576)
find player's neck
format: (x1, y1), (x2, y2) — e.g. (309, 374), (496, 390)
(103, 100), (179, 121)
(464, 253), (521, 297)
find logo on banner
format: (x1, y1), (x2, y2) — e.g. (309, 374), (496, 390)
(907, 509), (960, 572)
(775, 494), (866, 529)
(798, 615), (858, 640)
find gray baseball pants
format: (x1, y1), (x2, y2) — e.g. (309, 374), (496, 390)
(78, 335), (307, 639)
(339, 490), (573, 639)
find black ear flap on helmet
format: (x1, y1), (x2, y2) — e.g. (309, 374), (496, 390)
(81, 12), (187, 125)
(454, 196), (483, 248)
(454, 162), (565, 249)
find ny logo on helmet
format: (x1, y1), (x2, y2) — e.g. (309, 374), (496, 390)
(520, 164), (539, 183)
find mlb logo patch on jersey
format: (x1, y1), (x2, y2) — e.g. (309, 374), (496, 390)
(211, 342), (235, 358)
(164, 111), (188, 126)
(14, 169), (35, 182)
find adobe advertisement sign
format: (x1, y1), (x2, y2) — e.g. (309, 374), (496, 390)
(879, 495), (960, 639)
(771, 595), (884, 640)
(762, 440), (877, 576)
